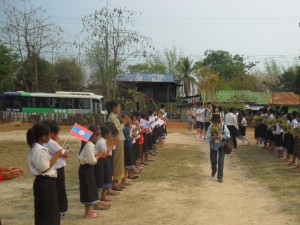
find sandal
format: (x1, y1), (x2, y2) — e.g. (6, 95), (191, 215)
(85, 211), (99, 219)
(127, 175), (139, 179)
(94, 203), (110, 210)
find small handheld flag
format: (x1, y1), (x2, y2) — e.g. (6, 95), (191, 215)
(70, 123), (93, 142)
(140, 118), (150, 128)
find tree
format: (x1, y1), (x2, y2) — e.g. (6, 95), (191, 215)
(176, 56), (196, 97)
(82, 5), (151, 98)
(279, 66), (300, 94)
(0, 43), (18, 92)
(195, 67), (220, 104)
(0, 0), (64, 92)
(261, 59), (282, 92)
(53, 58), (85, 92)
(201, 50), (256, 80)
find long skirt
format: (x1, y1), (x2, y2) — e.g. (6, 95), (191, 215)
(34, 176), (60, 225)
(79, 164), (99, 204)
(103, 157), (113, 189)
(94, 159), (104, 190)
(113, 141), (125, 180)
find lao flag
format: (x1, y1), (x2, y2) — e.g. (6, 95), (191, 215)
(140, 118), (150, 128)
(70, 123), (93, 142)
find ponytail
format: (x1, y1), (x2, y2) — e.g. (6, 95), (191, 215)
(26, 128), (35, 148)
(26, 123), (50, 148)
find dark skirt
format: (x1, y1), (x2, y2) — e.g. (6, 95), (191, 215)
(79, 164), (99, 204)
(94, 159), (104, 189)
(266, 129), (273, 142)
(274, 133), (283, 147)
(34, 176), (60, 225)
(287, 133), (295, 154)
(103, 157), (112, 189)
(259, 123), (267, 139)
(239, 126), (246, 136)
(56, 167), (68, 213)
(143, 134), (149, 153)
(124, 143), (134, 168)
(254, 126), (260, 139)
(132, 141), (139, 161)
(147, 133), (153, 151)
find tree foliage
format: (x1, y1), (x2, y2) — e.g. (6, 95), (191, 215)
(176, 56), (196, 97)
(53, 58), (85, 92)
(0, 0), (64, 92)
(0, 43), (18, 92)
(201, 50), (256, 80)
(82, 5), (152, 98)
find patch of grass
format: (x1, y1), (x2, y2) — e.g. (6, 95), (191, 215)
(235, 145), (300, 222)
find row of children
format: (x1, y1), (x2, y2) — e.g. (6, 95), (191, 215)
(25, 102), (168, 224)
(253, 108), (300, 168)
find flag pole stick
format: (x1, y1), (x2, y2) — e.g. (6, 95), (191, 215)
(61, 132), (71, 149)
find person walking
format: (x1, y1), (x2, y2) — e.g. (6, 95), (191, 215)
(225, 107), (239, 149)
(186, 107), (195, 134)
(205, 114), (230, 183)
(195, 103), (205, 138)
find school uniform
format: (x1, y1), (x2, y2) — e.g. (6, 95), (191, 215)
(124, 125), (135, 169)
(28, 143), (60, 225)
(273, 124), (284, 151)
(43, 139), (68, 215)
(77, 141), (100, 205)
(95, 137), (112, 190)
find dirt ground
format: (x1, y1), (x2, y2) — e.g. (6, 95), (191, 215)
(0, 121), (298, 225)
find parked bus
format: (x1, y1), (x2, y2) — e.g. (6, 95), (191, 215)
(2, 91), (106, 115)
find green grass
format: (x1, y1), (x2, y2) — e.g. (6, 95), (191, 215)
(235, 144), (300, 222)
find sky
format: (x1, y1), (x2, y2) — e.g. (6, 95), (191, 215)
(8, 0), (300, 70)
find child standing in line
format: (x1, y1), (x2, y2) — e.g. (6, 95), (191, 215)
(105, 122), (121, 193)
(42, 120), (69, 218)
(94, 123), (113, 206)
(239, 112), (251, 145)
(273, 122), (284, 158)
(27, 122), (63, 225)
(123, 115), (136, 179)
(77, 125), (103, 219)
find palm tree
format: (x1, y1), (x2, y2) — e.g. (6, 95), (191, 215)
(176, 57), (196, 97)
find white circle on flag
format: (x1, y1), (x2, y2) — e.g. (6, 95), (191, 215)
(79, 130), (85, 136)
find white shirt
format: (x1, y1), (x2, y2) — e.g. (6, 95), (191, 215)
(291, 119), (299, 128)
(28, 143), (57, 177)
(196, 107), (205, 122)
(77, 141), (98, 165)
(225, 112), (239, 129)
(241, 117), (247, 127)
(43, 139), (66, 169)
(203, 108), (212, 122)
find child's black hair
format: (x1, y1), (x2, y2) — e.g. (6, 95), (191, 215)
(79, 125), (100, 153)
(105, 122), (119, 137)
(100, 124), (112, 139)
(26, 123), (50, 148)
(41, 120), (60, 134)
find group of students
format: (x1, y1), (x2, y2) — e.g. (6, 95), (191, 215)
(25, 99), (168, 224)
(253, 108), (300, 168)
(188, 103), (250, 149)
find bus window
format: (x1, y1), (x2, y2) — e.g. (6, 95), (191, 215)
(21, 96), (31, 107)
(81, 99), (90, 109)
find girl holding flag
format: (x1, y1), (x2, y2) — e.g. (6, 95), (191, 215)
(77, 125), (103, 219)
(27, 122), (63, 225)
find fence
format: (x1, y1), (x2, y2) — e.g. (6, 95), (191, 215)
(0, 111), (106, 125)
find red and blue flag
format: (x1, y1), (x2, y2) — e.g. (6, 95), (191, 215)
(140, 118), (150, 128)
(70, 123), (93, 142)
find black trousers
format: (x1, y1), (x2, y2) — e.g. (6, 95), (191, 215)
(227, 125), (238, 148)
(34, 176), (60, 225)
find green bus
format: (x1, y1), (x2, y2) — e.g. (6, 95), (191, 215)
(2, 91), (106, 115)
